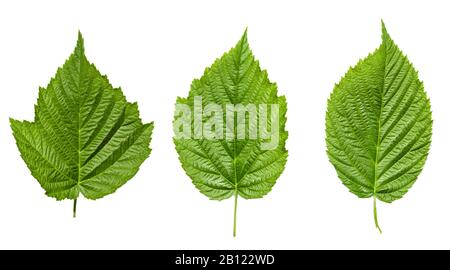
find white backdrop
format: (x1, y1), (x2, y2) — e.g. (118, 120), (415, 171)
(0, 0), (448, 249)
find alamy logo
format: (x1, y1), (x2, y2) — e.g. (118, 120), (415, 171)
(174, 96), (280, 150)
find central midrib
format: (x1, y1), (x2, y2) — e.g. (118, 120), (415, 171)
(77, 66), (83, 191)
(373, 46), (388, 198)
(232, 38), (244, 192)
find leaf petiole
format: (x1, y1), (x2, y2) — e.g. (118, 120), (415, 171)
(73, 198), (77, 218)
(233, 190), (238, 237)
(373, 196), (382, 234)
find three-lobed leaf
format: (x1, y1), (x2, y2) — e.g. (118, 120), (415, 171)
(10, 32), (153, 216)
(326, 22), (432, 232)
(173, 30), (288, 236)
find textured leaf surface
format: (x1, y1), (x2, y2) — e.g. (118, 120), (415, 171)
(326, 22), (432, 232)
(10, 33), (153, 215)
(173, 31), (288, 236)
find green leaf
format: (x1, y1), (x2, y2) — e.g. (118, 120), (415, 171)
(173, 30), (288, 236)
(10, 32), (153, 217)
(326, 21), (432, 233)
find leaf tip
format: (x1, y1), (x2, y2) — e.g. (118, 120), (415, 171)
(75, 30), (85, 55)
(381, 20), (391, 43)
(240, 27), (248, 43)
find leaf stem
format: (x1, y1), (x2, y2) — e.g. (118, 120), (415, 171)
(73, 198), (77, 218)
(373, 196), (382, 234)
(233, 190), (238, 237)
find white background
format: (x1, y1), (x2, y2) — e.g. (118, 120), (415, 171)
(0, 0), (448, 249)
